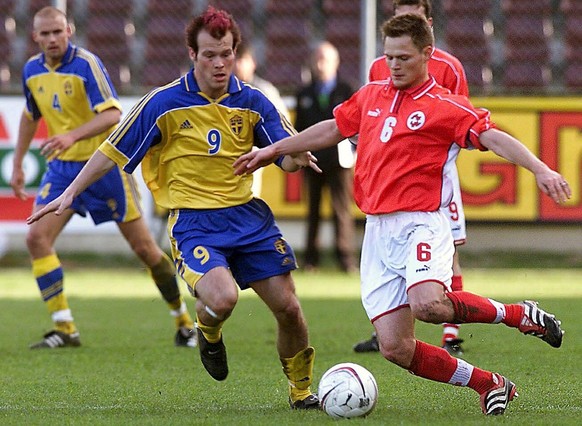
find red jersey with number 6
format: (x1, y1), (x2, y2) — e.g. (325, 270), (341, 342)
(333, 77), (493, 215)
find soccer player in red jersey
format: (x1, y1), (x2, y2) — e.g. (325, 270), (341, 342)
(233, 14), (569, 415)
(355, 0), (469, 355)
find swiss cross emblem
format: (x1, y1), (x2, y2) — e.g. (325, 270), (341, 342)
(407, 111), (425, 130)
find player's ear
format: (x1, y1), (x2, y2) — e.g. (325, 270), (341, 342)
(422, 45), (432, 61)
(188, 47), (197, 62)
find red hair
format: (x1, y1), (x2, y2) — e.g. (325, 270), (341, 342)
(185, 6), (241, 53)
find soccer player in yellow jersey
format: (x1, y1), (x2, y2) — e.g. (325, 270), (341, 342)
(10, 6), (196, 349)
(27, 7), (320, 410)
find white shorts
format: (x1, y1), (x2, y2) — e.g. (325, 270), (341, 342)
(360, 210), (455, 322)
(440, 162), (466, 245)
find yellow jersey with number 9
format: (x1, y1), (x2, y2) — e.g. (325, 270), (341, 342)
(100, 71), (295, 210)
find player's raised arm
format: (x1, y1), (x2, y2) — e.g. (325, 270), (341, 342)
(478, 128), (571, 204)
(27, 151), (116, 223)
(233, 119), (343, 174)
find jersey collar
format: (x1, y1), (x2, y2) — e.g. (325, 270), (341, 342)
(38, 43), (76, 68)
(390, 75), (437, 97)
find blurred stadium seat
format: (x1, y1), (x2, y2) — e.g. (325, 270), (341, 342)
(501, 0), (552, 90)
(323, 0), (361, 14)
(264, 41), (310, 92)
(502, 63), (551, 89)
(442, 0), (491, 14)
(211, 0), (253, 38)
(0, 0), (579, 96)
(561, 0), (582, 89)
(264, 0), (313, 92)
(443, 0), (492, 91)
(561, 0), (582, 14)
(86, 0), (133, 89)
(324, 0), (361, 89)
(142, 0), (194, 88)
(265, 0), (313, 16)
(501, 0), (552, 14)
(0, 0), (15, 88)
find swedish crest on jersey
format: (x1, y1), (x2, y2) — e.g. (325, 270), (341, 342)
(230, 114), (243, 135)
(64, 79), (73, 96)
(274, 238), (288, 254)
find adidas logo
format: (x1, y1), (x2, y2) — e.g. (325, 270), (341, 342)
(180, 119), (193, 129)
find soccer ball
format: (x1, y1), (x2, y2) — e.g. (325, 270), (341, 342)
(318, 362), (378, 419)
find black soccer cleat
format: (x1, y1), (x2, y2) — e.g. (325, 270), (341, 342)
(175, 326), (197, 348)
(353, 332), (379, 353)
(480, 373), (518, 415)
(197, 328), (228, 381)
(442, 338), (465, 356)
(518, 300), (564, 348)
(290, 394), (320, 410)
(29, 330), (81, 349)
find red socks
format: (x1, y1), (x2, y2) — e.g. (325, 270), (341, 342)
(442, 275), (463, 344)
(499, 303), (524, 328)
(408, 340), (493, 394)
(409, 340), (457, 383)
(450, 274), (463, 292)
(446, 291), (499, 323)
(446, 291), (525, 326)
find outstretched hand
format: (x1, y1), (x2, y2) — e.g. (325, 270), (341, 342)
(233, 146), (321, 175)
(233, 146), (277, 175)
(27, 192), (74, 224)
(289, 151), (321, 173)
(536, 169), (571, 204)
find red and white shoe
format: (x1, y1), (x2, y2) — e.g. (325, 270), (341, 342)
(480, 373), (518, 415)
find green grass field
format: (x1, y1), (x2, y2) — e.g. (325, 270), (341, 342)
(0, 261), (581, 425)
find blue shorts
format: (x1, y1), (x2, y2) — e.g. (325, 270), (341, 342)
(168, 198), (297, 291)
(36, 159), (143, 224)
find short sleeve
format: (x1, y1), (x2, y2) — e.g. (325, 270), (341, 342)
(333, 91), (362, 138)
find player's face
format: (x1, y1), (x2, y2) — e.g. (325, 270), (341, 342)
(383, 35), (431, 90)
(32, 14), (71, 66)
(191, 30), (236, 99)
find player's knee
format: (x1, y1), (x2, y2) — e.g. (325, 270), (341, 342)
(274, 298), (304, 326)
(25, 229), (50, 252)
(207, 292), (238, 320)
(409, 299), (446, 324)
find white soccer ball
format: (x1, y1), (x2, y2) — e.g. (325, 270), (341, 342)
(318, 362), (378, 419)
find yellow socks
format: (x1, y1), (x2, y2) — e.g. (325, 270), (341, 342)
(33, 254), (77, 334)
(55, 320), (77, 335)
(281, 346), (315, 403)
(196, 316), (224, 344)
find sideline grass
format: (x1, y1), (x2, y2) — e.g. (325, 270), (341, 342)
(0, 267), (580, 425)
